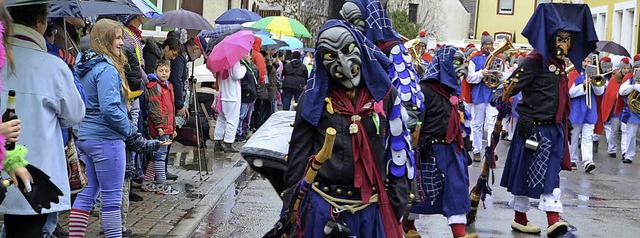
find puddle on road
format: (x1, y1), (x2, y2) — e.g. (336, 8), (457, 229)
(180, 153), (237, 172)
(189, 168), (256, 237)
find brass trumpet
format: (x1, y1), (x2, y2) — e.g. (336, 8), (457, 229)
(585, 55), (607, 109)
(483, 39), (514, 88)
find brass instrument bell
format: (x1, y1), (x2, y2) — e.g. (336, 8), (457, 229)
(628, 68), (640, 113)
(483, 39), (514, 88)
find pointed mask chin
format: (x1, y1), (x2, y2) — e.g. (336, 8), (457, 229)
(339, 75), (361, 89)
(318, 26), (363, 90)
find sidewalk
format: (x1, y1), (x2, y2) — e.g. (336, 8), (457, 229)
(58, 142), (250, 238)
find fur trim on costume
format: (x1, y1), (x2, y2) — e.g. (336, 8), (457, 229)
(2, 145), (28, 173)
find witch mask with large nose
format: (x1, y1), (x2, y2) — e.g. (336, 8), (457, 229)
(318, 27), (362, 89)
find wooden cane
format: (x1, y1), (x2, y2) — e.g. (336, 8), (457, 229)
(289, 127), (337, 225)
(468, 78), (519, 224)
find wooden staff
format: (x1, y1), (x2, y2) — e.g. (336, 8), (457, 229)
(467, 78), (519, 224)
(286, 127), (337, 235)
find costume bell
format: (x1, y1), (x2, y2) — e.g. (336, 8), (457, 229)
(499, 3), (598, 238)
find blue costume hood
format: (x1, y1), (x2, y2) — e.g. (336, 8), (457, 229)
(302, 20), (392, 126)
(422, 45), (461, 95)
(346, 0), (402, 44)
(522, 3), (598, 69)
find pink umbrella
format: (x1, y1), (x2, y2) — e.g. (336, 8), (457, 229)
(206, 30), (255, 73)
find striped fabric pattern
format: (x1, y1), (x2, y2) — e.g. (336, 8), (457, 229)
(101, 209), (122, 238)
(144, 160), (156, 182)
(68, 208), (90, 237)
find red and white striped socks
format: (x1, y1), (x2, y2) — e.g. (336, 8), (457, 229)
(69, 208), (90, 237)
(144, 160), (156, 182)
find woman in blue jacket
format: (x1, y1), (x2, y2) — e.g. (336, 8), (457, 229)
(69, 19), (131, 238)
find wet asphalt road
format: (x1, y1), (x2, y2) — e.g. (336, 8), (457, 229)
(191, 138), (640, 238)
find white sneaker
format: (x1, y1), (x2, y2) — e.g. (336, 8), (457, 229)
(155, 184), (179, 195)
(142, 181), (156, 192)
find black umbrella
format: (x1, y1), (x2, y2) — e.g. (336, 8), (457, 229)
(596, 41), (631, 57)
(146, 9), (214, 30)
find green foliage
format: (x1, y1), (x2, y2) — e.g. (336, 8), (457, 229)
(389, 11), (420, 39)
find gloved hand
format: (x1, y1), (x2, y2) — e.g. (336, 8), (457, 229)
(490, 88), (512, 115)
(21, 164), (63, 213)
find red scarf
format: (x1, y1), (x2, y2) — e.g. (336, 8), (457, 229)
(328, 88), (403, 238)
(425, 81), (464, 150)
(602, 73), (629, 121)
(376, 40), (401, 54)
(126, 24), (142, 39)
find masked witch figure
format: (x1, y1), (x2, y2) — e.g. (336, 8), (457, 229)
(498, 3), (597, 238)
(340, 0), (424, 130)
(271, 20), (415, 238)
(403, 46), (477, 238)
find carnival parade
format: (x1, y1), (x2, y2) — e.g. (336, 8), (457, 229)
(0, 0), (637, 237)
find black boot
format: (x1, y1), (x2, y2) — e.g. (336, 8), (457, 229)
(53, 224), (68, 238)
(129, 192), (143, 202)
(129, 179), (143, 201)
(214, 140), (224, 152)
(222, 142), (239, 153)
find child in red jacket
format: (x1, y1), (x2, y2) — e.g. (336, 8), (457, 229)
(143, 60), (178, 195)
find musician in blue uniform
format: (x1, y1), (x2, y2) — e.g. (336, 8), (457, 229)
(618, 67), (640, 164)
(568, 55), (604, 172)
(466, 31), (508, 162)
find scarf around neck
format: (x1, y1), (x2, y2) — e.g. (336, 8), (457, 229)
(12, 24), (47, 52)
(327, 88), (403, 238)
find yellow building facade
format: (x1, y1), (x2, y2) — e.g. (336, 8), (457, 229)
(585, 0), (640, 55)
(474, 0), (578, 45)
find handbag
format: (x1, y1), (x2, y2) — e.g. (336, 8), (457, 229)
(212, 93), (222, 115)
(66, 129), (88, 194)
(174, 127), (200, 147)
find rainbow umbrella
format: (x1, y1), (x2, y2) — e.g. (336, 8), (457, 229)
(250, 16), (311, 38)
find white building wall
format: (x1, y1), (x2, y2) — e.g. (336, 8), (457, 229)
(441, 0), (470, 41)
(591, 5), (608, 42)
(613, 0), (637, 55)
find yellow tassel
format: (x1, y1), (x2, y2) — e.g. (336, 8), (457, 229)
(325, 97), (334, 114)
